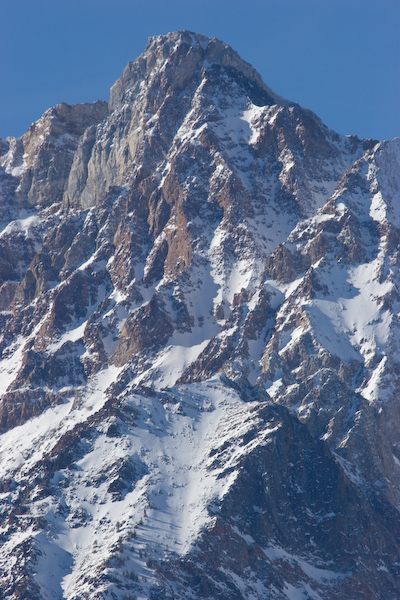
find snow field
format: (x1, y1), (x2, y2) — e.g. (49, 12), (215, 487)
(0, 374), (281, 599)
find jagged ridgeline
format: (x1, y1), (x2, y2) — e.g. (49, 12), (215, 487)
(0, 30), (399, 600)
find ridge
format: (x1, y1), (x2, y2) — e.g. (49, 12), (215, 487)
(109, 29), (284, 111)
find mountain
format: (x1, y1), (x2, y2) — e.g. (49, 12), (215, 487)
(0, 30), (399, 600)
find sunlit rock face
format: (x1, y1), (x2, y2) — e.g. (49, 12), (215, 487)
(0, 30), (399, 600)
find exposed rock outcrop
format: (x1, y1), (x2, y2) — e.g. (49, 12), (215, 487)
(0, 31), (399, 600)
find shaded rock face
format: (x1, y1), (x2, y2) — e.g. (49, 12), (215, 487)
(0, 30), (399, 600)
(156, 405), (400, 600)
(4, 101), (108, 209)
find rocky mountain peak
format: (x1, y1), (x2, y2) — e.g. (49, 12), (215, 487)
(109, 30), (281, 112)
(0, 31), (399, 600)
(1, 100), (108, 209)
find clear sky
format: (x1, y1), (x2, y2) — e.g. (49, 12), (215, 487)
(1, 0), (399, 141)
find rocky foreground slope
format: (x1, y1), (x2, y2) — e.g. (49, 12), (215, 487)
(0, 30), (399, 600)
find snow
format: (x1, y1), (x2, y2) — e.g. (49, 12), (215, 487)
(283, 581), (323, 600)
(0, 335), (26, 396)
(286, 251), (395, 380)
(264, 544), (348, 590)
(305, 299), (359, 362)
(278, 325), (309, 356)
(208, 222), (272, 308)
(0, 399), (74, 478)
(369, 191), (387, 223)
(0, 212), (41, 241)
(78, 255), (108, 273)
(135, 337), (210, 389)
(0, 378), (282, 598)
(359, 355), (392, 402)
(266, 377), (284, 399)
(55, 133), (76, 148)
(48, 321), (87, 353)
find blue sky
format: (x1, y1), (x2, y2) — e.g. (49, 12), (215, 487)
(1, 0), (399, 141)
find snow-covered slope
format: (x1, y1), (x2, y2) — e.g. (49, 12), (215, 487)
(0, 31), (399, 599)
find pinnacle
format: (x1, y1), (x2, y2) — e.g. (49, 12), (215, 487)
(109, 30), (282, 111)
(146, 29), (210, 50)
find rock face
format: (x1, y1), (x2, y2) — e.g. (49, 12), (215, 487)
(0, 30), (399, 600)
